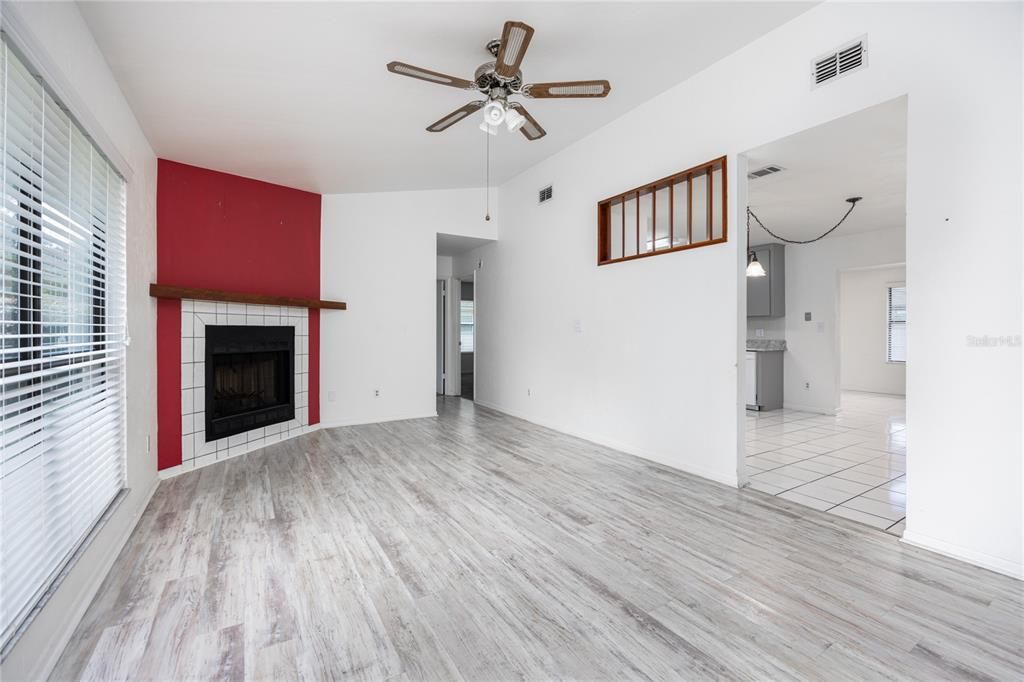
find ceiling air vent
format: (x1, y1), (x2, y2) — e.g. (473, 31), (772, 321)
(812, 36), (867, 88)
(748, 164), (785, 180)
(538, 185), (553, 204)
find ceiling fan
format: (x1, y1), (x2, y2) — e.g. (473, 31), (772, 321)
(386, 20), (611, 141)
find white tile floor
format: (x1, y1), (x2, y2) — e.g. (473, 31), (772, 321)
(745, 391), (907, 535)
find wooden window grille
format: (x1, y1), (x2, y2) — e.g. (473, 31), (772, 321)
(597, 156), (727, 265)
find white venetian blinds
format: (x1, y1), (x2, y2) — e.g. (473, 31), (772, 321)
(887, 285), (907, 364)
(0, 35), (127, 651)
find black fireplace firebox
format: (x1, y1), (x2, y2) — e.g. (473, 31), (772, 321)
(205, 326), (294, 441)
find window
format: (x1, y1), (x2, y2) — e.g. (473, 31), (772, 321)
(460, 300), (474, 353)
(597, 156), (727, 265)
(1, 36), (127, 651)
(887, 285), (906, 363)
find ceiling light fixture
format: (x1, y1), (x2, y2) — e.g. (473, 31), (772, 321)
(386, 20), (611, 142)
(505, 107), (526, 132)
(746, 251), (767, 278)
(482, 100), (506, 125)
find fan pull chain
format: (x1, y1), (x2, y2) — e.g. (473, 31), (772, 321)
(485, 131), (491, 221)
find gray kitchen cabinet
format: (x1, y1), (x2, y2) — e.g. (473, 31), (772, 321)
(747, 243), (785, 318)
(745, 350), (784, 411)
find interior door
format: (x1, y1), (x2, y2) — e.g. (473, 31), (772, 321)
(436, 280), (445, 394)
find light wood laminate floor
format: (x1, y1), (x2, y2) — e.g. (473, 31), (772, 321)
(53, 398), (1022, 680)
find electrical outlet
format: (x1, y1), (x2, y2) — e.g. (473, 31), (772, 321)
(804, 382), (810, 390)
(756, 328), (765, 338)
(374, 389), (380, 398)
(527, 388), (531, 397)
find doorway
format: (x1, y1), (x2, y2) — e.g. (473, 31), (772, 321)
(460, 279), (475, 400)
(739, 97), (909, 535)
(436, 233), (493, 402)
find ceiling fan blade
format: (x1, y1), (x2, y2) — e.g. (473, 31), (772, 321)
(494, 21), (535, 79)
(387, 61), (476, 90)
(522, 80), (611, 98)
(426, 101), (485, 133)
(509, 103), (546, 141)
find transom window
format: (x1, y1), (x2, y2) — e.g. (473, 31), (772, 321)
(597, 156), (727, 265)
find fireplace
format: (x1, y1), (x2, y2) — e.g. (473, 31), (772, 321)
(205, 325), (295, 441)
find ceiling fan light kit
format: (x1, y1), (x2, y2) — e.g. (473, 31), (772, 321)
(386, 20), (611, 141)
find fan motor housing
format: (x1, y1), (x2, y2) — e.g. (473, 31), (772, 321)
(474, 60), (522, 92)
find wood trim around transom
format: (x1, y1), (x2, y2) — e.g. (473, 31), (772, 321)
(596, 155), (728, 266)
(149, 284), (347, 310)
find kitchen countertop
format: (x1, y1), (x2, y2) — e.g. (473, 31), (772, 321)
(746, 339), (787, 352)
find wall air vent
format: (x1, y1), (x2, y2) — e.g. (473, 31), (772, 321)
(812, 36), (867, 88)
(747, 164), (785, 180)
(538, 185), (553, 204)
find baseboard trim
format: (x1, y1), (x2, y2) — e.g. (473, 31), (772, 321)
(901, 530), (1023, 581)
(782, 402), (838, 415)
(35, 477), (160, 681)
(317, 412), (438, 429)
(473, 399), (739, 488)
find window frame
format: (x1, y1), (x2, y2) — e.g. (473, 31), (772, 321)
(886, 283), (907, 364)
(459, 299), (474, 353)
(597, 156), (728, 266)
(0, 30), (128, 656)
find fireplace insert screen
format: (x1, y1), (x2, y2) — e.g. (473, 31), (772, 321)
(205, 326), (294, 441)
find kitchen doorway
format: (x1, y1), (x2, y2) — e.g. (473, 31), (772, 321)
(738, 96), (909, 535)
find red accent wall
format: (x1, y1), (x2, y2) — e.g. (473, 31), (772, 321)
(156, 159), (322, 470)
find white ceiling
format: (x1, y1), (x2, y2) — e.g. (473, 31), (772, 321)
(79, 1), (814, 194)
(746, 97), (908, 246)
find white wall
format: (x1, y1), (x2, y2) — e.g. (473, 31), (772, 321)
(1, 3), (159, 679)
(476, 2), (1021, 577)
(778, 227), (906, 413)
(319, 188), (496, 426)
(840, 265), (907, 395)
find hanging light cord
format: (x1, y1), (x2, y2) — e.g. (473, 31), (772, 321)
(484, 130), (491, 221)
(747, 196), (862, 247)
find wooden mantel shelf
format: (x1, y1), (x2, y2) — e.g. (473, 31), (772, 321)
(149, 284), (347, 310)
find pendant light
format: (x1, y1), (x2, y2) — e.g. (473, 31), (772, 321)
(746, 251), (766, 277)
(746, 213), (767, 278)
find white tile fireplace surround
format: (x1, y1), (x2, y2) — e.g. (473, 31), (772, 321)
(170, 299), (314, 477)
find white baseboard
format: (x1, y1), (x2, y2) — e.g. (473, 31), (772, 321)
(901, 530), (1023, 581)
(473, 399), (739, 489)
(317, 412), (438, 429)
(782, 401), (838, 415)
(35, 478), (159, 681)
